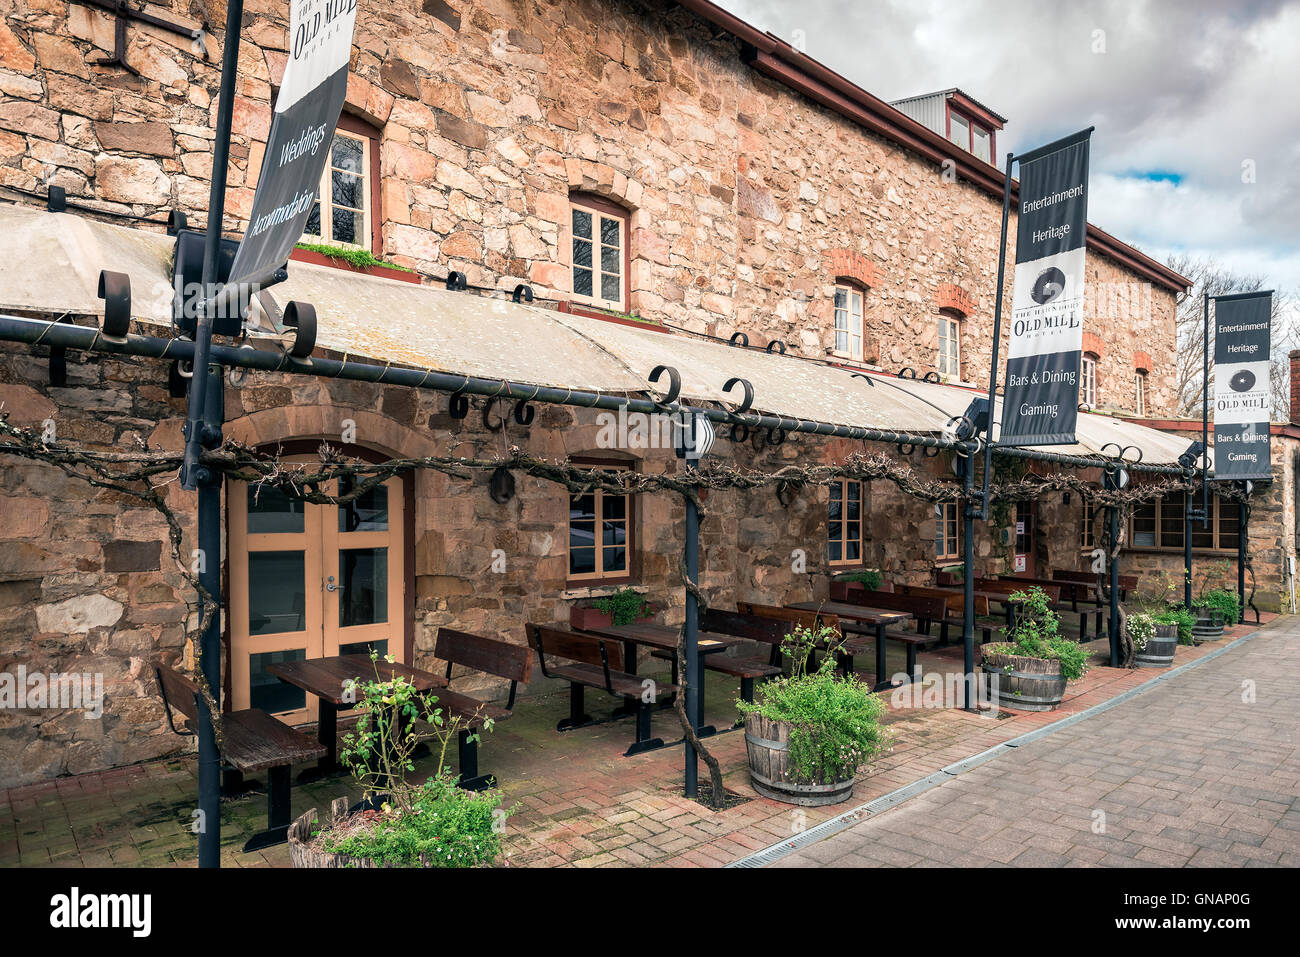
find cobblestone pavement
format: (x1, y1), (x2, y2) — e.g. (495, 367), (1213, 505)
(773, 618), (1300, 868)
(0, 616), (1275, 867)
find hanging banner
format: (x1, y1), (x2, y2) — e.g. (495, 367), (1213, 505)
(1213, 291), (1273, 481)
(998, 128), (1092, 446)
(227, 0), (359, 288)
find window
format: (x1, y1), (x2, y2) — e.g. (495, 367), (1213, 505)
(569, 195), (627, 311)
(834, 283), (864, 359)
(935, 500), (960, 562)
(828, 480), (866, 566)
(1079, 495), (1097, 549)
(1130, 492), (1240, 552)
(568, 461), (633, 582)
(1081, 353), (1098, 407)
(938, 312), (961, 379)
(947, 108), (992, 162)
(1135, 371), (1147, 416)
(303, 115), (380, 252)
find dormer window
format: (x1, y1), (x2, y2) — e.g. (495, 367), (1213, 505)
(948, 108), (993, 163)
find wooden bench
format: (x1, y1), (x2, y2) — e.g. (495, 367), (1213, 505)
(648, 610), (785, 703)
(525, 623), (679, 756)
(431, 627), (533, 791)
(1054, 569), (1139, 599)
(736, 601), (837, 670)
(998, 574), (1100, 637)
(893, 584), (998, 644)
(156, 663), (327, 852)
(738, 601), (923, 682)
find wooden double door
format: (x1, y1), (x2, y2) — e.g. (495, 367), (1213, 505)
(228, 469), (405, 723)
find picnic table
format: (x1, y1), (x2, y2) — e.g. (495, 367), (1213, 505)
(581, 621), (739, 736)
(923, 586), (1025, 630)
(786, 601), (912, 693)
(267, 654), (446, 777)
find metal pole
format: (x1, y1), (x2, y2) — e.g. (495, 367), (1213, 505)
(980, 152), (1015, 520)
(1184, 492), (1193, 612)
(961, 457), (976, 711)
(683, 488), (700, 798)
(196, 362), (224, 868)
(181, 0), (243, 491)
(1238, 496), (1247, 623)
(1108, 501), (1120, 666)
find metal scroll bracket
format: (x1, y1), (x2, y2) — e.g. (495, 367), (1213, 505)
(79, 0), (210, 75)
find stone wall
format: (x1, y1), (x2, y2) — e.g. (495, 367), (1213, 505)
(0, 0), (1179, 414)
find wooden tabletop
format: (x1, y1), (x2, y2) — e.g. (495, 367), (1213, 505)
(267, 654), (447, 706)
(581, 621), (738, 653)
(786, 601), (912, 626)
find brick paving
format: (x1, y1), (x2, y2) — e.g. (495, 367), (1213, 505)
(0, 614), (1276, 868)
(773, 614), (1300, 868)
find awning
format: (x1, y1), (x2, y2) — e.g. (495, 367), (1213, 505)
(0, 202), (1191, 466)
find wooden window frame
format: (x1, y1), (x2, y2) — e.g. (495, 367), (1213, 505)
(828, 478), (867, 567)
(1081, 352), (1098, 407)
(945, 106), (995, 163)
(1128, 493), (1240, 553)
(935, 500), (960, 563)
(301, 113), (382, 255)
(568, 193), (630, 312)
(566, 456), (637, 586)
(1079, 495), (1097, 550)
(937, 310), (962, 380)
(833, 280), (866, 361)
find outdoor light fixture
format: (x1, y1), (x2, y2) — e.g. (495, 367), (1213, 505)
(674, 411), (715, 461)
(1178, 440), (1206, 470)
(942, 396), (989, 443)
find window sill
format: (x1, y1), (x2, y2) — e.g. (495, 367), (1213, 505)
(1125, 547), (1240, 557)
(561, 580), (643, 600)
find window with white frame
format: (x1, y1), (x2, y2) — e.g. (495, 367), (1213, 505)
(569, 196), (627, 311)
(1079, 496), (1096, 549)
(303, 125), (374, 251)
(935, 500), (960, 562)
(1135, 371), (1147, 416)
(938, 312), (961, 379)
(834, 283), (864, 359)
(1081, 353), (1098, 407)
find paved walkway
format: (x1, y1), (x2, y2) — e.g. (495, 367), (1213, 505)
(772, 618), (1300, 868)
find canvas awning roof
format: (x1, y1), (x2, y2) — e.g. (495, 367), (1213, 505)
(0, 202), (1193, 467)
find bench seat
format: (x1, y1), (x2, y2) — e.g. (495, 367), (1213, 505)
(222, 708), (328, 773)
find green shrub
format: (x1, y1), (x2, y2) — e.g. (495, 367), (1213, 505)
(1154, 606), (1195, 645)
(295, 241), (416, 273)
(987, 586), (1089, 681)
(321, 773), (502, 867)
(833, 569), (883, 591)
(1127, 612), (1156, 652)
(1198, 588), (1239, 625)
(737, 625), (889, 784)
(591, 587), (649, 625)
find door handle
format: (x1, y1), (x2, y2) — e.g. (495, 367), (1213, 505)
(325, 576), (337, 593)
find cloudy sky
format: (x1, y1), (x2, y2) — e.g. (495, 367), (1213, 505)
(717, 0), (1300, 300)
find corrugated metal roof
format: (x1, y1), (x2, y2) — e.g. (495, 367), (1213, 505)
(0, 203), (1189, 464)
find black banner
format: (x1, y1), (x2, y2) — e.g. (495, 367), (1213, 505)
(227, 0), (359, 288)
(1213, 291), (1273, 481)
(998, 128), (1092, 446)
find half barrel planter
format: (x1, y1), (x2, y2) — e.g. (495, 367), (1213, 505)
(743, 713), (856, 806)
(288, 807), (380, 869)
(1191, 609), (1225, 643)
(1135, 622), (1179, 668)
(980, 648), (1066, 712)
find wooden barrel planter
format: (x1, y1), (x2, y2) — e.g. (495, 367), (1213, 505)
(1135, 623), (1178, 668)
(743, 713), (856, 806)
(1192, 609), (1224, 643)
(287, 807), (379, 869)
(980, 647), (1066, 712)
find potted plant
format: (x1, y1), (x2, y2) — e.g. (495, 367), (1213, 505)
(569, 587), (653, 631)
(1191, 561), (1238, 642)
(287, 653), (506, 868)
(1124, 571), (1180, 666)
(981, 587), (1089, 711)
(290, 242), (422, 283)
(737, 624), (889, 806)
(829, 568), (885, 601)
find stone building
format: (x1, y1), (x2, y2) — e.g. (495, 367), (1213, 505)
(0, 0), (1258, 788)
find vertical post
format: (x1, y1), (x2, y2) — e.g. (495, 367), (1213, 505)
(683, 489), (700, 798)
(1238, 496), (1248, 623)
(1107, 499), (1120, 667)
(181, 0), (244, 490)
(961, 456), (977, 711)
(196, 363), (224, 868)
(980, 152), (1015, 520)
(1184, 491), (1193, 612)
